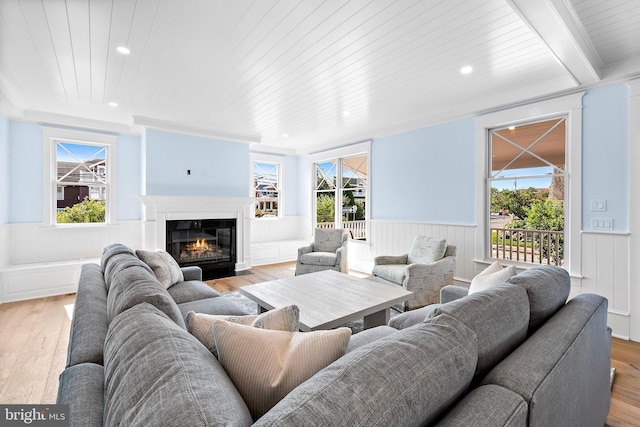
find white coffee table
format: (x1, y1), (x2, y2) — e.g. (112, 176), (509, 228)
(239, 269), (413, 332)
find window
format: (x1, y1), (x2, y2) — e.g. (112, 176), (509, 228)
(42, 127), (116, 226)
(311, 142), (370, 241)
(475, 94), (583, 275)
(489, 118), (566, 265)
(253, 161), (281, 218)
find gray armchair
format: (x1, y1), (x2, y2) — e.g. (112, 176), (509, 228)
(372, 236), (456, 311)
(295, 228), (349, 276)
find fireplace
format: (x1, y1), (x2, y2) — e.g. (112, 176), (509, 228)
(166, 219), (236, 280)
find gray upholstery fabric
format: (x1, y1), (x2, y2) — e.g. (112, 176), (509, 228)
(103, 303), (252, 426)
(371, 264), (407, 284)
(177, 294), (252, 318)
(167, 280), (220, 304)
(407, 236), (447, 264)
(56, 363), (104, 427)
(181, 265), (203, 281)
(299, 251), (337, 266)
(106, 264), (186, 329)
(100, 243), (135, 271)
(481, 294), (611, 427)
(254, 314), (478, 427)
(388, 303), (441, 330)
(437, 385), (527, 427)
(346, 325), (397, 353)
(313, 228), (347, 253)
(66, 264), (108, 367)
(429, 285), (530, 380)
(103, 253), (154, 292)
(440, 284), (470, 303)
(504, 265), (570, 333)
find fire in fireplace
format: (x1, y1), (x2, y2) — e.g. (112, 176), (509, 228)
(166, 218), (236, 279)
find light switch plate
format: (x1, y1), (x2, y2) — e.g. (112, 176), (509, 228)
(591, 218), (613, 230)
(590, 199), (607, 211)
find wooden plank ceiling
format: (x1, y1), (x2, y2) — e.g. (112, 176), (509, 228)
(0, 0), (639, 154)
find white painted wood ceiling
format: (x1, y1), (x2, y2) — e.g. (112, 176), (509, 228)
(1, 0), (639, 154)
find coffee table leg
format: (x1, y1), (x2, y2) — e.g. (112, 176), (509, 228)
(363, 308), (390, 329)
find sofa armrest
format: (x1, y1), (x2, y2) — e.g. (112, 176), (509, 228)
(374, 254), (408, 266)
(297, 244), (314, 257)
(440, 285), (469, 303)
(181, 266), (202, 281)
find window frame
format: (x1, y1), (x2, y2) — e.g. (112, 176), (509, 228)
(250, 153), (284, 219)
(42, 127), (117, 226)
(309, 141), (371, 242)
(475, 94), (583, 276)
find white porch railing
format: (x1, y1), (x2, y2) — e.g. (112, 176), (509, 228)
(491, 227), (564, 266)
(317, 221), (367, 240)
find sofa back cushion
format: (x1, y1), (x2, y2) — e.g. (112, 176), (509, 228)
(504, 265), (570, 333)
(408, 236), (447, 264)
(102, 250), (154, 293)
(255, 313), (477, 426)
(106, 264), (185, 329)
(430, 284), (530, 380)
(104, 303), (252, 426)
(136, 249), (184, 288)
(313, 228), (346, 253)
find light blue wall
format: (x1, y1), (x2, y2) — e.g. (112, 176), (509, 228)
(582, 84), (629, 231)
(284, 155), (300, 216)
(116, 134), (143, 220)
(0, 114), (9, 224)
(8, 121), (42, 223)
(371, 118), (477, 224)
(144, 129), (249, 197)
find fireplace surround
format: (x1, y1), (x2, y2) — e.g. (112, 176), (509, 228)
(138, 196), (253, 278)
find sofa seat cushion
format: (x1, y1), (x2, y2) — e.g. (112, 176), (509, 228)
(211, 320), (351, 420)
(429, 285), (530, 380)
(299, 252), (337, 266)
(504, 265), (571, 333)
(107, 264), (185, 329)
(56, 363), (104, 427)
(103, 303), (252, 426)
(167, 280), (220, 304)
(437, 385), (527, 427)
(177, 294), (252, 319)
(468, 261), (517, 294)
(136, 249), (184, 288)
(67, 264), (108, 367)
(372, 264), (406, 285)
(186, 305), (300, 357)
(255, 313), (477, 426)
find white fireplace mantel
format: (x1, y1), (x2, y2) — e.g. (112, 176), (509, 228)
(138, 195), (254, 271)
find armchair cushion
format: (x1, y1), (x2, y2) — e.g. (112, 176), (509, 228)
(299, 252), (338, 266)
(408, 236), (447, 264)
(371, 264), (407, 285)
(313, 228), (346, 253)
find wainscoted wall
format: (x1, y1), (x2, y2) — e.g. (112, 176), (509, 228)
(250, 216), (309, 266)
(0, 221), (142, 302)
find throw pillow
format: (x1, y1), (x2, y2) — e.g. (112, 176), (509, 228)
(210, 320), (351, 420)
(407, 237), (447, 264)
(468, 261), (517, 294)
(136, 250), (184, 289)
(186, 305), (300, 357)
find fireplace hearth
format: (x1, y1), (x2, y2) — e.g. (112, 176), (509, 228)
(166, 218), (236, 280)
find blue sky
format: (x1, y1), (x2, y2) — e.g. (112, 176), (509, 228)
(491, 166), (554, 191)
(57, 142), (105, 162)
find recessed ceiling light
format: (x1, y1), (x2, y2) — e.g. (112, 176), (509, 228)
(460, 65), (473, 75)
(343, 111), (351, 117)
(116, 46), (130, 55)
(282, 133), (289, 138)
(508, 126), (516, 131)
(108, 101), (118, 107)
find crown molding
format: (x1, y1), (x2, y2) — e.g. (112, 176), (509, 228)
(23, 110), (133, 134)
(133, 116), (261, 144)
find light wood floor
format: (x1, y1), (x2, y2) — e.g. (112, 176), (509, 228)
(0, 261), (638, 426)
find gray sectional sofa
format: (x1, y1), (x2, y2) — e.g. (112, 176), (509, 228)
(58, 243), (612, 426)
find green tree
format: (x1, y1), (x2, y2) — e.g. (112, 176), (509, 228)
(491, 187), (538, 220)
(56, 197), (105, 223)
(525, 199), (564, 261)
(316, 194), (335, 223)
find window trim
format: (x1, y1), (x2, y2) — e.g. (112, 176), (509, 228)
(250, 153), (284, 219)
(42, 127), (117, 226)
(475, 94), (583, 276)
(309, 141), (371, 241)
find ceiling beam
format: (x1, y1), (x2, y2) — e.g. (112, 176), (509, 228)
(507, 0), (602, 85)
